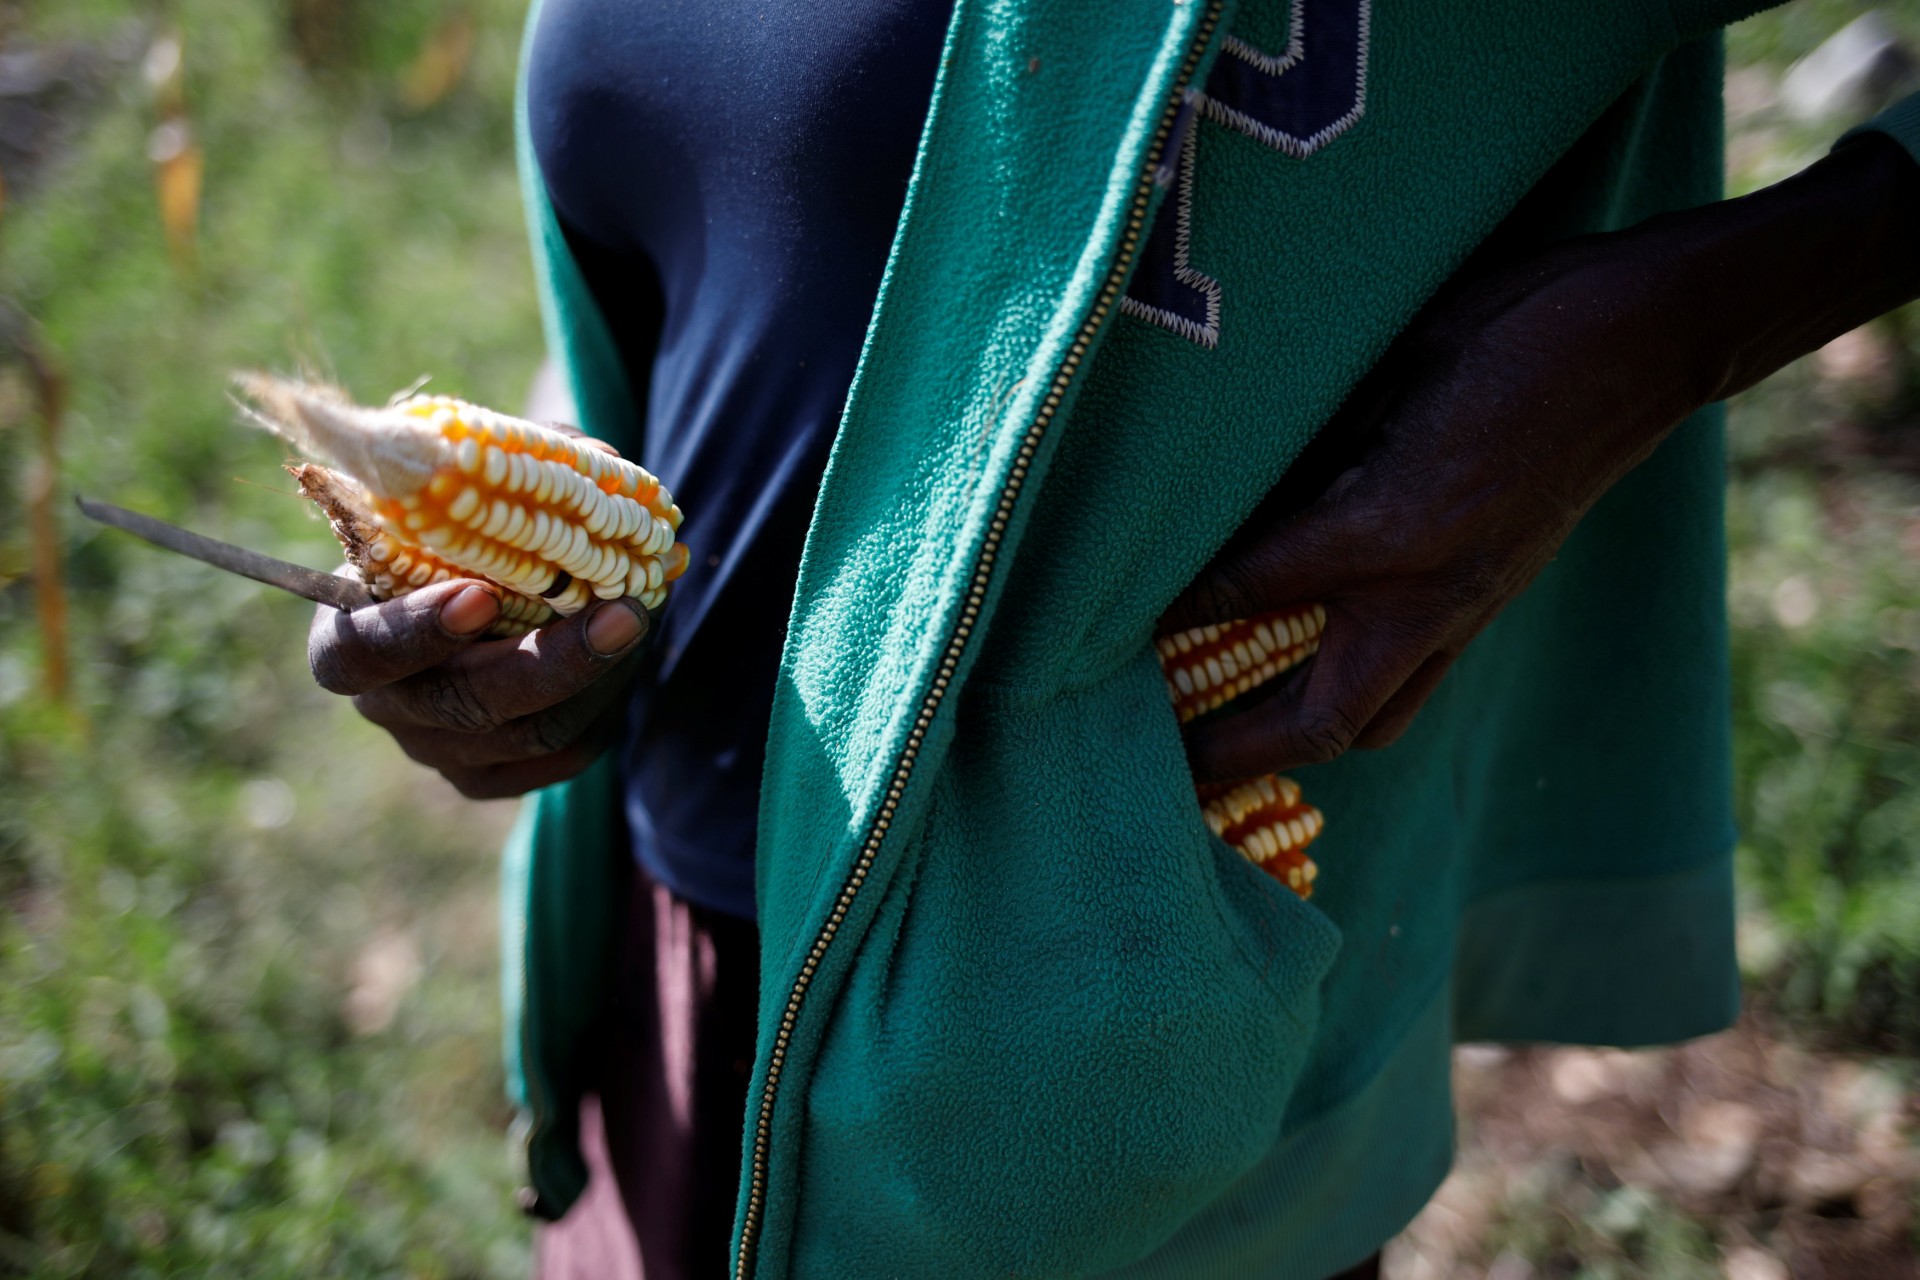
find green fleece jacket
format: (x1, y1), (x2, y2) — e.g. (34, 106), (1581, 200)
(500, 1), (1918, 1275)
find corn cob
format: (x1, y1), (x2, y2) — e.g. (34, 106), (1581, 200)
(1156, 603), (1324, 724)
(1197, 775), (1323, 898)
(1157, 604), (1327, 899)
(238, 374), (688, 638)
(289, 462), (557, 633)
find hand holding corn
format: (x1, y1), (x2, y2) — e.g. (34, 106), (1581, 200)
(306, 578), (649, 799)
(239, 376), (680, 800)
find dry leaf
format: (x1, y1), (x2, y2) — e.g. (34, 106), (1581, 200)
(149, 119), (202, 267)
(143, 32), (184, 112)
(0, 305), (69, 704)
(400, 11), (475, 110)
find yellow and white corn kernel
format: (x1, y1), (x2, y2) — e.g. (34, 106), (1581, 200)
(1160, 605), (1330, 900)
(1156, 603), (1325, 724)
(243, 375), (690, 628)
(1196, 775), (1324, 899)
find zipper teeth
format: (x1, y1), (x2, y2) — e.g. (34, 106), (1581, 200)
(733, 5), (1223, 1274)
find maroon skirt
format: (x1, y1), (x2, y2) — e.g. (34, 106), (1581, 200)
(536, 861), (760, 1280)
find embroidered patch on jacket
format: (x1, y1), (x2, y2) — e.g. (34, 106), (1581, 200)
(1120, 0), (1372, 349)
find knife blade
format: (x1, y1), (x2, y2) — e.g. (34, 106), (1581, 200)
(75, 494), (378, 613)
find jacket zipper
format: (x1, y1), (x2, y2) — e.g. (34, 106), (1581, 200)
(732, 3), (1225, 1274)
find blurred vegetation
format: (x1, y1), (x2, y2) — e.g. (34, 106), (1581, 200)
(1724, 3), (1920, 1057)
(0, 0), (1914, 1277)
(1390, 7), (1920, 1278)
(0, 0), (539, 1275)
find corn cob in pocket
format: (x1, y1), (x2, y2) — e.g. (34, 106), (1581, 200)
(1157, 604), (1326, 899)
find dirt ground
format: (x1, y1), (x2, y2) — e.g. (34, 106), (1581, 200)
(1384, 1017), (1919, 1279)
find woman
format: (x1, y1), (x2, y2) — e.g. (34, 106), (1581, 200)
(307, 0), (1920, 1275)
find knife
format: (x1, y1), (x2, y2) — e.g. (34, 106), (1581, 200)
(75, 494), (378, 613)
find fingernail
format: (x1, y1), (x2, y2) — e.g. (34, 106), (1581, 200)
(440, 586), (500, 636)
(586, 600), (646, 657)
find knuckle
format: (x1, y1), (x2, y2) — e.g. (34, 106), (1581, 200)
(422, 667), (502, 734)
(520, 711), (581, 759)
(1295, 705), (1363, 764)
(308, 630), (357, 695)
(1440, 549), (1510, 606)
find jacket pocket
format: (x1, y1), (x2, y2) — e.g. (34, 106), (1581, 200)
(783, 654), (1342, 1278)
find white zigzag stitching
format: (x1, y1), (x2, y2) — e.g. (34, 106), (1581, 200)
(1201, 0), (1371, 160)
(1123, 0), (1371, 347)
(1217, 0), (1306, 76)
(1117, 93), (1221, 349)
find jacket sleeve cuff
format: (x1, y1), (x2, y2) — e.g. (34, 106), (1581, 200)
(1836, 91), (1920, 168)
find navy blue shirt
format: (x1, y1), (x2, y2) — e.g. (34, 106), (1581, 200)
(527, 0), (953, 918)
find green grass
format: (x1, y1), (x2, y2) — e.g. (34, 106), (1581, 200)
(1481, 1181), (1726, 1280)
(0, 1), (540, 1274)
(1727, 349), (1920, 1052)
